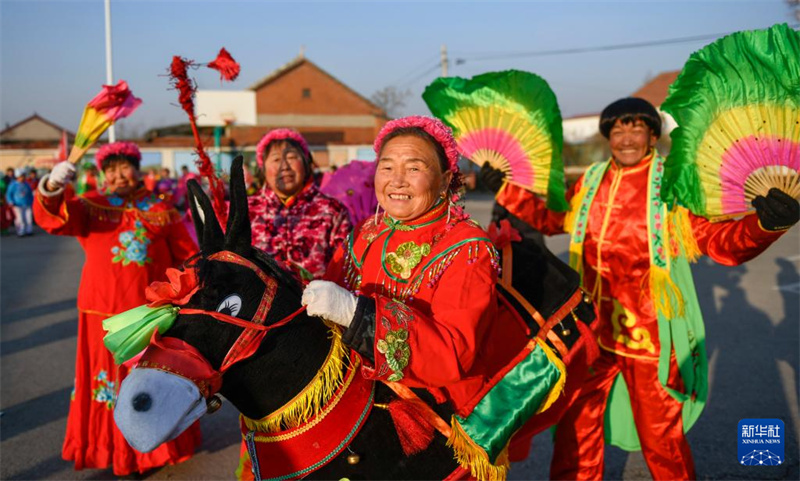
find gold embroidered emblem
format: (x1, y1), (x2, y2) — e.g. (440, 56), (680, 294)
(611, 299), (655, 354)
(386, 241), (431, 279)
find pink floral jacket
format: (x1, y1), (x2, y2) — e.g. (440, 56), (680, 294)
(248, 183), (352, 280)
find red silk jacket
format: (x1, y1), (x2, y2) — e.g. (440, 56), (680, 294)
(496, 156), (785, 359)
(325, 201), (529, 416)
(33, 185), (197, 316)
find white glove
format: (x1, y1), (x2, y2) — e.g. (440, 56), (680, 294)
(301, 280), (357, 328)
(47, 161), (77, 190)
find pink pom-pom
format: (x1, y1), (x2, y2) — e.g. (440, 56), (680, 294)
(95, 141), (141, 170)
(256, 129), (311, 168)
(373, 116), (462, 195)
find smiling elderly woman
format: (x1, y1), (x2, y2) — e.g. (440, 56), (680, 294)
(248, 128), (351, 280)
(301, 116), (539, 479)
(33, 142), (200, 475)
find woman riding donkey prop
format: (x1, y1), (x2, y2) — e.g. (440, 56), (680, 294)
(104, 117), (595, 481)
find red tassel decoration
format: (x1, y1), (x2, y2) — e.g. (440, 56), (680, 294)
(387, 399), (435, 456)
(169, 56), (196, 117)
(207, 48), (240, 82)
(168, 54), (227, 226)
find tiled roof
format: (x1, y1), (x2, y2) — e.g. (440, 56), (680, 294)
(0, 113), (74, 137)
(631, 70), (680, 107)
(249, 55), (385, 116)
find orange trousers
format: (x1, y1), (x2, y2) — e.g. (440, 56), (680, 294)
(550, 349), (695, 480)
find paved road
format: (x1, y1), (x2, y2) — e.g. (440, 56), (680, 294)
(1, 195), (798, 480)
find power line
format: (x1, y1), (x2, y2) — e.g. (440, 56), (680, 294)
(399, 63), (441, 88)
(454, 26), (799, 64)
(393, 54), (442, 86)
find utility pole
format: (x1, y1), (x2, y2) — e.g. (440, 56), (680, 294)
(104, 0), (115, 142)
(441, 44), (448, 77)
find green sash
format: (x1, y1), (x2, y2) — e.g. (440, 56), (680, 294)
(567, 154), (708, 451)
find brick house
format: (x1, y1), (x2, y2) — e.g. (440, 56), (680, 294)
(0, 114), (74, 169)
(246, 54), (388, 145)
(145, 54), (389, 170)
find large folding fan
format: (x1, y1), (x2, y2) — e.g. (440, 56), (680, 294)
(423, 70), (568, 211)
(661, 23), (800, 220)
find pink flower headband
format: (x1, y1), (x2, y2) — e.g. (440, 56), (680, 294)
(373, 115), (460, 173)
(95, 141), (141, 170)
(256, 129), (311, 168)
(373, 115), (462, 196)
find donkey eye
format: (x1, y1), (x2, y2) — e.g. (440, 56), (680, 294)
(216, 294), (242, 317)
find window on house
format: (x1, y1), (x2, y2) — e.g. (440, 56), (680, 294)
(302, 88), (311, 98)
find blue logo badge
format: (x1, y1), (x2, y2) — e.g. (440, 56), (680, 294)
(738, 419), (784, 466)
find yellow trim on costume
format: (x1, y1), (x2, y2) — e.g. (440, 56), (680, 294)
(35, 191), (70, 226)
(447, 417), (510, 481)
(79, 308), (117, 318)
(81, 197), (131, 212)
(597, 337), (659, 360)
(241, 325), (348, 433)
(534, 338), (567, 414)
(668, 206), (701, 262)
(646, 166), (685, 319)
(250, 354), (360, 442)
(81, 193), (181, 226)
(648, 264), (685, 319)
(757, 218), (792, 232)
(591, 166), (624, 313)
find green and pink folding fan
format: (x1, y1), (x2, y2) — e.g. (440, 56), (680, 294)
(423, 70), (568, 211)
(661, 23), (800, 221)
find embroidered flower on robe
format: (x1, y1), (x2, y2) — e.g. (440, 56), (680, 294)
(91, 370), (117, 409)
(111, 220), (152, 266)
(386, 241), (431, 279)
(377, 326), (410, 382)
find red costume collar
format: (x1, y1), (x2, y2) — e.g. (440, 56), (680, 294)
(241, 354), (374, 481)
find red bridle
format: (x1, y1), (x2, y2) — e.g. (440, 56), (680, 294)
(138, 250), (306, 398)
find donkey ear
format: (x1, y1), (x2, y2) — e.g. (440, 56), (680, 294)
(187, 179), (224, 254)
(224, 155), (252, 255)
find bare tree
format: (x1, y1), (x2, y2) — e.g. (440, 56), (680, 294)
(371, 86), (411, 119)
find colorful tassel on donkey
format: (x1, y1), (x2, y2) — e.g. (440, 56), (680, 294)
(386, 399), (436, 456)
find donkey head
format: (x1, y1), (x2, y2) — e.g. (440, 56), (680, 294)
(113, 157), (331, 452)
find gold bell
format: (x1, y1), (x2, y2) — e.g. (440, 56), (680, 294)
(206, 394), (223, 414)
(346, 453), (360, 465)
(561, 328), (572, 337)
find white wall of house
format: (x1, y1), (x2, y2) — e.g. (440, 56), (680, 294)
(562, 116), (601, 144)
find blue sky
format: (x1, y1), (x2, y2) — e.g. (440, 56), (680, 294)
(1, 0), (796, 135)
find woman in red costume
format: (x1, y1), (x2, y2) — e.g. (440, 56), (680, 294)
(301, 116), (558, 480)
(33, 142), (202, 476)
(482, 97), (799, 480)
